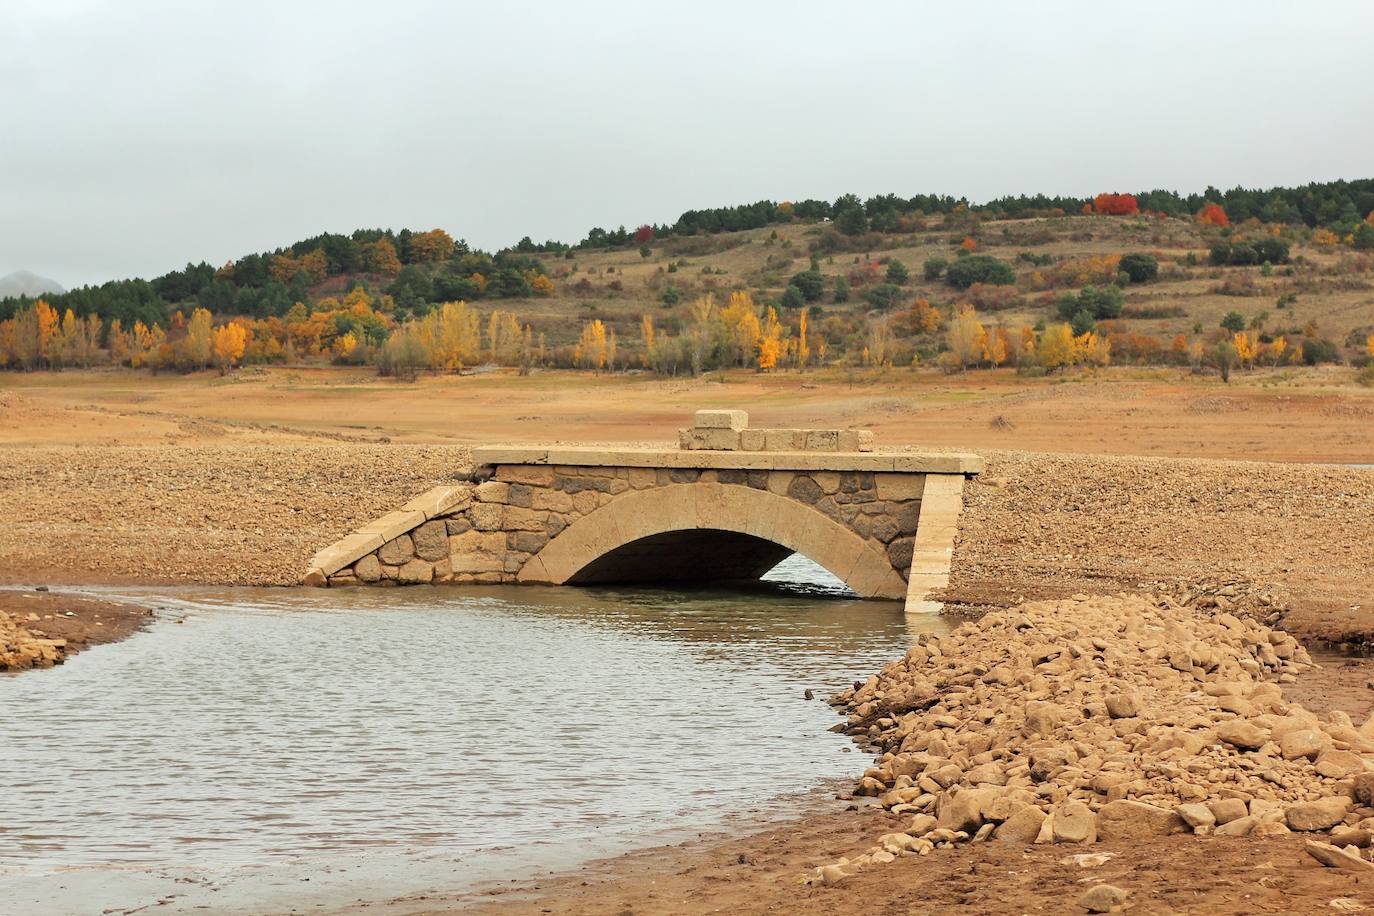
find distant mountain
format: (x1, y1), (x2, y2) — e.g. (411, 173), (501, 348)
(0, 270), (65, 299)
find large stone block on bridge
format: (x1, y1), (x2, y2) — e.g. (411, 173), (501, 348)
(693, 409), (748, 430)
(678, 428), (742, 451)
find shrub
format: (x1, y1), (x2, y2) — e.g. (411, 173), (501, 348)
(1209, 239), (1290, 266)
(788, 269), (825, 302)
(1118, 253), (1159, 283)
(945, 255), (1015, 289)
(661, 285), (680, 306)
(1302, 338), (1340, 365)
(639, 244), (652, 258)
(833, 276), (851, 303)
(1220, 310), (1245, 333)
(965, 282), (1021, 312)
(1055, 284), (1124, 321)
(781, 285), (806, 310)
(885, 259), (909, 284)
(923, 257), (947, 281)
(863, 283), (905, 309)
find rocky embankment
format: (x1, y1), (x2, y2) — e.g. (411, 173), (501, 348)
(812, 594), (1374, 898)
(1, 610), (67, 670)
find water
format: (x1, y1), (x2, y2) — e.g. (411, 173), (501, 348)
(0, 556), (942, 914)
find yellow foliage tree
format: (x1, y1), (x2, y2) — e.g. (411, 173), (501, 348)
(487, 310), (523, 364)
(212, 321), (248, 371)
(757, 307), (784, 371)
(1074, 330), (1111, 367)
(530, 274), (556, 297)
(184, 308), (214, 370)
(425, 301), (482, 371)
(796, 309), (810, 370)
(330, 331), (357, 362)
(946, 304), (985, 371)
(1232, 331), (1255, 369)
(1038, 323), (1077, 371)
(574, 320), (610, 372)
(983, 325), (1008, 367)
(1267, 335), (1288, 367)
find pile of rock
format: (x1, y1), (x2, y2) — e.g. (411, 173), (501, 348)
(807, 593), (1374, 885)
(0, 610), (66, 670)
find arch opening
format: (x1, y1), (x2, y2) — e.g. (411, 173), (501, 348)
(566, 529), (793, 586)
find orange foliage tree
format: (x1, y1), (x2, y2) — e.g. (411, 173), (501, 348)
(409, 229), (455, 263)
(1197, 203), (1230, 227)
(1093, 193), (1139, 216)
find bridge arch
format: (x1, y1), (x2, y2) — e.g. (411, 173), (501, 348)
(516, 483), (907, 599)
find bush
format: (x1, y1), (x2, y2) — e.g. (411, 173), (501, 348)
(661, 285), (680, 306)
(885, 259), (909, 284)
(923, 257), (947, 280)
(1055, 284), (1124, 321)
(781, 284), (805, 310)
(1210, 239), (1290, 266)
(833, 276), (850, 303)
(1118, 253), (1159, 283)
(639, 244), (652, 258)
(1302, 338), (1340, 365)
(788, 269), (825, 302)
(863, 283), (905, 309)
(1220, 310), (1245, 333)
(945, 255), (1015, 289)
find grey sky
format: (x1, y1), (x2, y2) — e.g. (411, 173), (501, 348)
(5, 0), (1373, 287)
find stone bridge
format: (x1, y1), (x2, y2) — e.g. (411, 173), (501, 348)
(305, 411), (980, 613)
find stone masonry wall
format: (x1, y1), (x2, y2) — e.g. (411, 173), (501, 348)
(322, 464), (927, 588)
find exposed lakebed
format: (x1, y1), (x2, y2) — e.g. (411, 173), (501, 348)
(0, 556), (945, 914)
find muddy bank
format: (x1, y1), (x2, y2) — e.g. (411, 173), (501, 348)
(0, 589), (152, 671)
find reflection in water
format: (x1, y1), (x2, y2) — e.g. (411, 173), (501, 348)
(0, 558), (944, 912)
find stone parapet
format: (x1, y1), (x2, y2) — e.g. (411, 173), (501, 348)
(471, 445), (982, 475)
(677, 409), (875, 453)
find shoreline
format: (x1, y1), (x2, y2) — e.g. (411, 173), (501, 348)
(0, 587), (153, 672)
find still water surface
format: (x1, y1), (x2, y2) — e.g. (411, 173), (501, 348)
(1, 557), (943, 913)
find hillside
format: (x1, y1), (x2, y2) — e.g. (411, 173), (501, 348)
(0, 270), (64, 299)
(3, 184), (1374, 374)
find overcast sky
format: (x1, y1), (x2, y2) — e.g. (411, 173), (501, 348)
(5, 0), (1373, 287)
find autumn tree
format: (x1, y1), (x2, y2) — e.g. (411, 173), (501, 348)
(212, 321), (248, 372)
(183, 307), (214, 370)
(1197, 203), (1230, 227)
(1038, 323), (1077, 371)
(488, 310), (523, 364)
(795, 309), (811, 370)
(1093, 193), (1140, 216)
(946, 304), (985, 372)
(409, 229), (455, 263)
(983, 324), (1008, 367)
(633, 225), (654, 244)
(757, 307), (784, 371)
(363, 238), (402, 274)
(575, 320), (611, 372)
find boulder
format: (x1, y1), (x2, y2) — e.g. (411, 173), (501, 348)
(1305, 840), (1374, 871)
(1208, 798), (1249, 825)
(1175, 803), (1216, 830)
(1105, 692), (1140, 719)
(1216, 719), (1268, 751)
(1278, 727), (1326, 760)
(1286, 797), (1352, 832)
(1053, 801), (1097, 844)
(996, 805), (1046, 844)
(1079, 884), (1129, 913)
(1095, 800), (1184, 841)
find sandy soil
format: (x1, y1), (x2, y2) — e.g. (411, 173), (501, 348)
(3, 367), (1373, 913)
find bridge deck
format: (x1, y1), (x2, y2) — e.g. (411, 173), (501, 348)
(472, 446), (981, 475)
